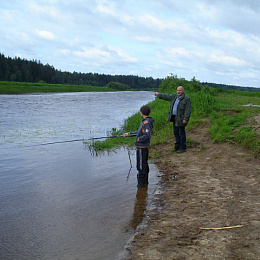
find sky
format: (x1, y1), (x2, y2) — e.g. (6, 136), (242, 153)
(0, 0), (260, 88)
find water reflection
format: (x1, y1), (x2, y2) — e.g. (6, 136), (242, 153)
(85, 143), (135, 181)
(86, 143), (150, 232)
(126, 147), (133, 181)
(128, 186), (148, 230)
(0, 92), (159, 260)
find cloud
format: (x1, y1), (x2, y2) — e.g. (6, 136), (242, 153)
(0, 0), (260, 87)
(35, 30), (56, 41)
(56, 45), (138, 74)
(74, 46), (137, 63)
(160, 47), (247, 69)
(135, 36), (162, 44)
(97, 0), (117, 15)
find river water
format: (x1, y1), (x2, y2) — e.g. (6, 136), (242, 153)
(0, 91), (159, 260)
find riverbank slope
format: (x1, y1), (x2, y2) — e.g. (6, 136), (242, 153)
(126, 117), (260, 259)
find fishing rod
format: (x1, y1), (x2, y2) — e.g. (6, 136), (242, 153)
(26, 134), (136, 147)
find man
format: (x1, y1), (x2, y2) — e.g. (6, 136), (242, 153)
(154, 86), (191, 153)
(123, 105), (154, 187)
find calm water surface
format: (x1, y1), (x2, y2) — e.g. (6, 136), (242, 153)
(0, 91), (159, 260)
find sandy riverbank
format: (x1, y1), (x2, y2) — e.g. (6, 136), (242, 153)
(125, 117), (260, 260)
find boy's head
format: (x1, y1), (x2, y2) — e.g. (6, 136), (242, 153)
(140, 105), (151, 116)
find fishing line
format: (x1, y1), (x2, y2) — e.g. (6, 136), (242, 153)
(25, 134), (136, 147)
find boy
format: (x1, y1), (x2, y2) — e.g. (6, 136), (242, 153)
(123, 105), (154, 187)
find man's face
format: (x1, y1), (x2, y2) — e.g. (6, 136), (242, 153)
(177, 86), (184, 97)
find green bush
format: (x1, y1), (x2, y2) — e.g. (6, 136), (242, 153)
(105, 81), (131, 91)
(235, 127), (259, 154)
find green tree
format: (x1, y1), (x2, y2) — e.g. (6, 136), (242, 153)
(191, 76), (201, 91)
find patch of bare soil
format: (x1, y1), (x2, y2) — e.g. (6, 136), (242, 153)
(125, 118), (260, 260)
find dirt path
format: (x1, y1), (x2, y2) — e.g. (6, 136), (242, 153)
(125, 118), (260, 260)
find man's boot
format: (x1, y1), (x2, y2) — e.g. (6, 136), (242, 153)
(177, 147), (186, 153)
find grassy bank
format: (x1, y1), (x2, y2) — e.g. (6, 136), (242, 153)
(87, 76), (260, 157)
(209, 91), (260, 154)
(0, 81), (116, 94)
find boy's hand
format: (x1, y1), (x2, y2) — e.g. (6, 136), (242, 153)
(122, 132), (129, 137)
(154, 92), (159, 96)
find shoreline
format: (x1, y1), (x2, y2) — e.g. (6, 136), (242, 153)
(120, 168), (165, 259)
(124, 120), (260, 259)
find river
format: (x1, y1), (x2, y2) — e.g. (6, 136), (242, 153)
(0, 91), (159, 260)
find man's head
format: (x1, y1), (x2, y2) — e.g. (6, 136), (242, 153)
(140, 105), (151, 116)
(177, 86), (184, 97)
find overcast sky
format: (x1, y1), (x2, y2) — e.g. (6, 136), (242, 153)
(1, 0), (260, 88)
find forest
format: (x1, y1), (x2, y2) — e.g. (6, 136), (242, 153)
(0, 53), (161, 90)
(0, 53), (259, 92)
(200, 82), (259, 92)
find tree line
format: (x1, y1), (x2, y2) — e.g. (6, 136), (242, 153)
(0, 53), (259, 92)
(0, 53), (162, 90)
(201, 82), (259, 93)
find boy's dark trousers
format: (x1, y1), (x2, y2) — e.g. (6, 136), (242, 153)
(136, 147), (149, 187)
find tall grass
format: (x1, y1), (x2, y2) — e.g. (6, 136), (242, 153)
(88, 77), (220, 152)
(209, 91), (260, 155)
(88, 75), (260, 157)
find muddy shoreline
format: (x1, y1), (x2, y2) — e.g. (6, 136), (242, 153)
(124, 119), (260, 260)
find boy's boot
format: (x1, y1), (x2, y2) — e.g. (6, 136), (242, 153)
(137, 173), (146, 188)
(144, 173), (149, 185)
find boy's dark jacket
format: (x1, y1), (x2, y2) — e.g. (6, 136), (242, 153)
(158, 92), (191, 127)
(130, 117), (154, 148)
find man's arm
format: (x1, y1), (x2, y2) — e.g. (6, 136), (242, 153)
(154, 92), (172, 101)
(183, 98), (191, 123)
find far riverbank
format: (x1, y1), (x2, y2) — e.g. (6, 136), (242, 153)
(0, 81), (120, 94)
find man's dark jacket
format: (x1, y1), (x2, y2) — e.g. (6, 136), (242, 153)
(158, 92), (191, 127)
